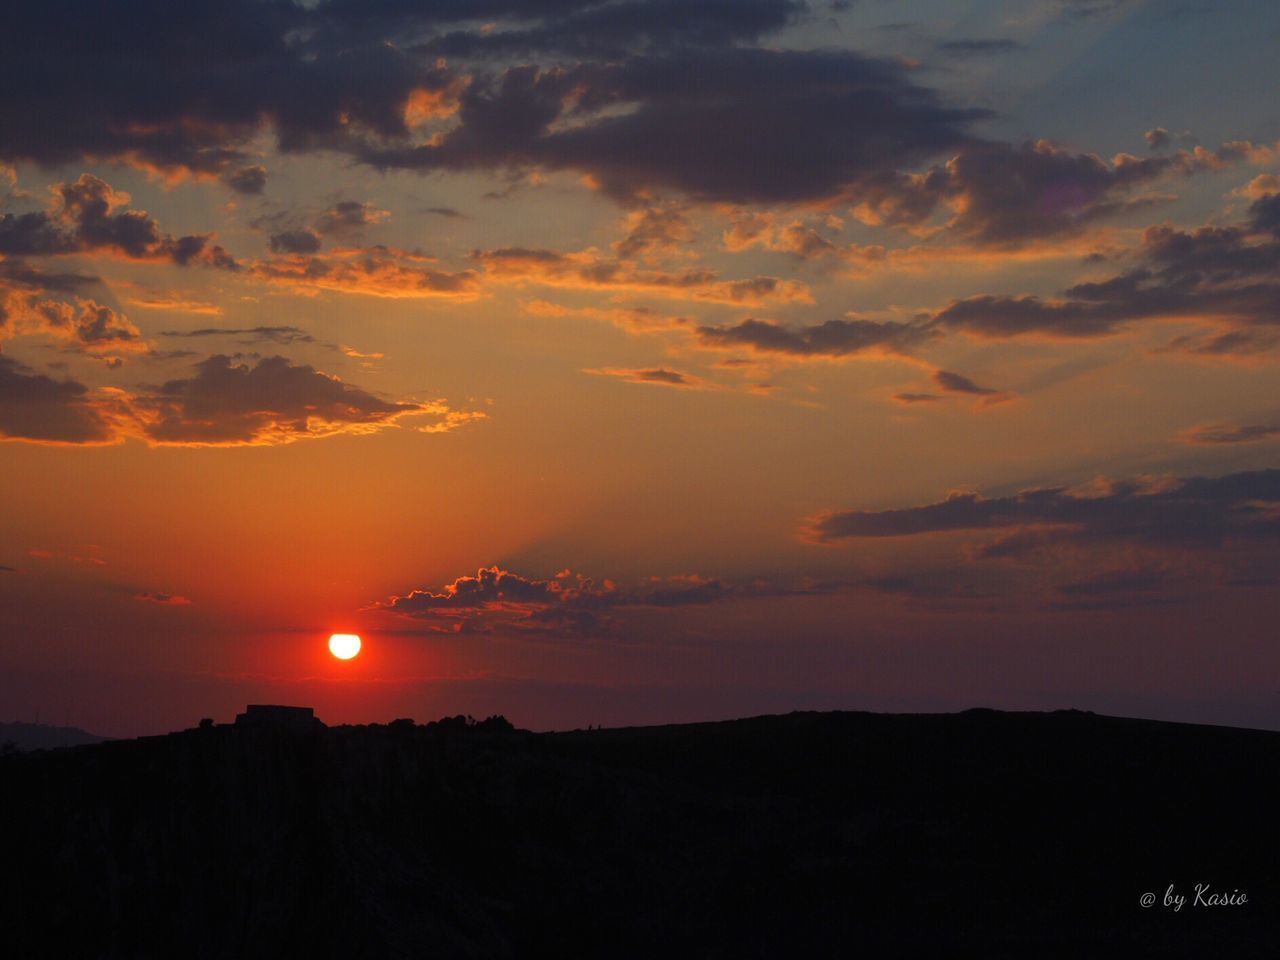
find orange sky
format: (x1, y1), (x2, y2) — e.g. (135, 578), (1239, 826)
(2, 0), (1280, 736)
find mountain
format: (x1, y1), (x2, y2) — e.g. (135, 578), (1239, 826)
(1, 709), (1276, 958)
(0, 720), (109, 751)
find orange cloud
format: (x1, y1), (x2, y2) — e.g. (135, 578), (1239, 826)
(474, 246), (812, 306)
(249, 246), (481, 300)
(1, 288), (146, 353)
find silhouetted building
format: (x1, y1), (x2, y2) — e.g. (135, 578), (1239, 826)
(234, 705), (323, 731)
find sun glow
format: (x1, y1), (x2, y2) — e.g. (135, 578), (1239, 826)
(328, 633), (362, 660)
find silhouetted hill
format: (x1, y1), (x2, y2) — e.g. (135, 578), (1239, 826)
(0, 720), (109, 752)
(2, 709), (1277, 958)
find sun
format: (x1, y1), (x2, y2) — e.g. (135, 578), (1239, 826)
(328, 633), (362, 660)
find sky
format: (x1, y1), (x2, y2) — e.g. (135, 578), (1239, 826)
(3, 0), (1280, 737)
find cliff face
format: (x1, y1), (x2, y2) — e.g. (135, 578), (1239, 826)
(2, 710), (1279, 958)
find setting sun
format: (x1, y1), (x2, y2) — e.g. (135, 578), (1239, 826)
(328, 633), (362, 660)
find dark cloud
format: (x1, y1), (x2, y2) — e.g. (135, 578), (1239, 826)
(809, 468), (1280, 547)
(630, 368), (690, 386)
(927, 203), (1280, 347)
(0, 260), (101, 294)
(1056, 0), (1133, 19)
(0, 351), (474, 446)
(1145, 127), (1171, 151)
(0, 0), (986, 210)
(933, 370), (998, 395)
(423, 207), (465, 219)
(893, 392), (942, 404)
(0, 355), (115, 443)
(378, 565), (800, 635)
(313, 201), (389, 236)
(1164, 329), (1280, 357)
(936, 39), (1025, 56)
(131, 355), (422, 445)
(1056, 567), (1172, 598)
(268, 230), (323, 255)
(696, 317), (934, 358)
(0, 175), (237, 268)
(588, 367), (698, 387)
(1249, 192), (1280, 237)
(0, 0), (454, 180)
(363, 48), (986, 204)
(1046, 567), (1184, 612)
(1180, 423), (1280, 445)
(419, 0), (805, 59)
(220, 165), (268, 195)
(856, 139), (1249, 247)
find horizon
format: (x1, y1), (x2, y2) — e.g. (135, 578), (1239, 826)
(10, 698), (1280, 743)
(4, 0), (1280, 740)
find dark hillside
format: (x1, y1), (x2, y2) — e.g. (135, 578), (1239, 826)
(2, 709), (1276, 958)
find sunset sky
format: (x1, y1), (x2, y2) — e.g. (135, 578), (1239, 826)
(3, 0), (1280, 736)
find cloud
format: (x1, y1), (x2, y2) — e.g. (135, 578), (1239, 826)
(1179, 423), (1280, 445)
(159, 326), (318, 346)
(362, 48), (986, 205)
(695, 317), (934, 359)
(936, 38), (1025, 56)
(614, 203), (695, 260)
(584, 366), (705, 388)
(0, 174), (236, 268)
(1045, 566), (1189, 612)
(520, 298), (691, 333)
(134, 591), (192, 606)
(376, 565), (808, 635)
(0, 355), (117, 443)
(0, 259), (100, 295)
(251, 246), (480, 300)
(925, 197), (1280, 350)
(418, 0), (804, 59)
(268, 230), (322, 255)
(220, 165), (268, 195)
(313, 200), (391, 236)
(125, 295), (223, 316)
(0, 0), (457, 181)
(721, 212), (840, 260)
(1, 288), (145, 353)
(0, 1), (986, 210)
(892, 392), (942, 404)
(1056, 0), (1133, 19)
(808, 468), (1280, 547)
(932, 370), (998, 396)
(473, 246), (810, 305)
(0, 353), (480, 446)
(892, 369), (1011, 407)
(1145, 128), (1171, 151)
(853, 138), (1262, 248)
(128, 355), (426, 445)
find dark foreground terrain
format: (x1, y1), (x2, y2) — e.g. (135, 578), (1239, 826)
(2, 709), (1277, 958)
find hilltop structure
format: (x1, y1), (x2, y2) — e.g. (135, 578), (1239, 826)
(233, 705), (323, 731)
